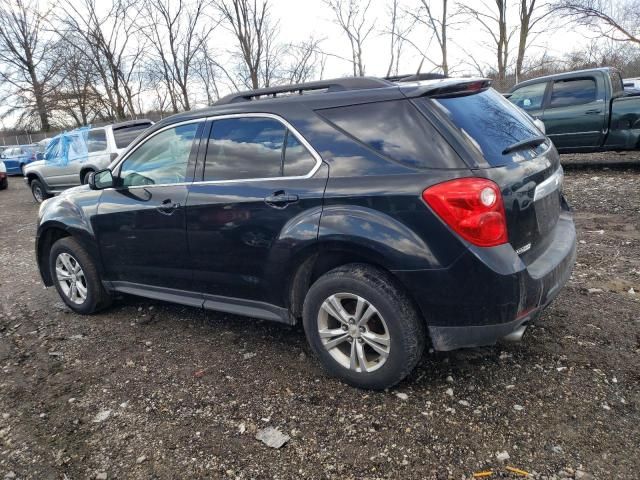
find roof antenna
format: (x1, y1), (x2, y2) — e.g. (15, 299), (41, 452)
(416, 58), (425, 75)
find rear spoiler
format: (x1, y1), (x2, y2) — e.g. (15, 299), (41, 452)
(399, 78), (492, 99)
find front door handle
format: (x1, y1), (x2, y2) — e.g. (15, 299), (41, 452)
(264, 191), (299, 208)
(585, 109), (602, 115)
(157, 198), (180, 215)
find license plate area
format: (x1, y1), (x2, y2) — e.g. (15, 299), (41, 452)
(535, 191), (561, 236)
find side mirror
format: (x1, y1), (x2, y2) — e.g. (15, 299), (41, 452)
(89, 168), (114, 190)
(533, 118), (546, 134)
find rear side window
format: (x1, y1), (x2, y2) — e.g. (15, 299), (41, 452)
(609, 71), (624, 97)
(509, 82), (546, 110)
(113, 123), (152, 149)
(88, 129), (107, 153)
(204, 117), (286, 181)
(431, 88), (544, 167)
(319, 99), (459, 169)
(549, 78), (597, 107)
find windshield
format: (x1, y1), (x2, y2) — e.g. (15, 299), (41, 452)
(427, 88), (548, 166)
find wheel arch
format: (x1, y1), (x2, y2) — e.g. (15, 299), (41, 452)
(36, 223), (71, 286)
(37, 221), (103, 287)
(286, 242), (426, 330)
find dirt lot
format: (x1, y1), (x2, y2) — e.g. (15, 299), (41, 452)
(1, 161), (639, 480)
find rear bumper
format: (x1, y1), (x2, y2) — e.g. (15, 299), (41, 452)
(393, 210), (576, 351)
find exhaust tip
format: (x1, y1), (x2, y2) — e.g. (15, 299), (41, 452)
(503, 324), (528, 343)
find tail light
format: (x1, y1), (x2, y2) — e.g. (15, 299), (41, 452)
(422, 178), (508, 247)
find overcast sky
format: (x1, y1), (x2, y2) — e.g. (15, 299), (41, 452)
(268, 0), (597, 79)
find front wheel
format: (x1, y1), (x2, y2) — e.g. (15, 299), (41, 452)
(30, 179), (51, 203)
(49, 237), (111, 314)
(303, 264), (426, 390)
(81, 170), (94, 185)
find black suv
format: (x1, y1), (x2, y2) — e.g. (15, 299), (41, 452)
(35, 76), (576, 389)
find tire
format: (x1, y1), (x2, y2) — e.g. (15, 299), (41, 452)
(81, 169), (94, 185)
(30, 179), (51, 203)
(49, 237), (111, 314)
(303, 264), (426, 390)
(0, 177), (7, 190)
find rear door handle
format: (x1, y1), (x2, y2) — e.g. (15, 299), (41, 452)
(264, 191), (299, 208)
(157, 198), (180, 215)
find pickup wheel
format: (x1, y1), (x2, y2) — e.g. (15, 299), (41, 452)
(30, 179), (51, 203)
(303, 264), (425, 390)
(49, 237), (111, 315)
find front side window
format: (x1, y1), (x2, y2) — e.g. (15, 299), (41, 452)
(549, 78), (597, 108)
(204, 117), (286, 181)
(509, 82), (547, 111)
(87, 129), (107, 153)
(119, 123), (199, 187)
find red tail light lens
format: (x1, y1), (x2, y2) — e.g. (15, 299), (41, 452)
(422, 178), (508, 247)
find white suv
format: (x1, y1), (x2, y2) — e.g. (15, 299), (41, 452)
(24, 120), (153, 202)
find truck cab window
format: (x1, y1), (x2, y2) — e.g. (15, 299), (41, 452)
(549, 78), (597, 108)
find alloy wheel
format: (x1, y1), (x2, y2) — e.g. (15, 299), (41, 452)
(33, 185), (44, 202)
(55, 252), (88, 305)
(317, 292), (390, 373)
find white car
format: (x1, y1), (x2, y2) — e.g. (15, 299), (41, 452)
(23, 120), (153, 202)
(623, 77), (640, 90)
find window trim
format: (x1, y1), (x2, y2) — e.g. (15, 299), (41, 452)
(197, 113), (323, 184)
(111, 113), (323, 189)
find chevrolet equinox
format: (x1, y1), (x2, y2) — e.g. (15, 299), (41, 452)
(35, 75), (576, 389)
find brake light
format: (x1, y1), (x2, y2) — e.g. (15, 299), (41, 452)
(422, 178), (508, 247)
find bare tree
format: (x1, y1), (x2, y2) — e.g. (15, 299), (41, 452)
(283, 36), (326, 84)
(324, 0), (375, 76)
(460, 0), (516, 87)
(215, 0), (280, 89)
(57, 0), (145, 120)
(384, 0), (414, 77)
(405, 0), (457, 76)
(516, 0), (554, 80)
(140, 0), (217, 113)
(554, 0), (640, 44)
(52, 39), (108, 126)
(0, 0), (59, 131)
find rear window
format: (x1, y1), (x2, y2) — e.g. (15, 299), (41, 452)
(430, 88), (545, 166)
(318, 99), (461, 169)
(113, 123), (152, 149)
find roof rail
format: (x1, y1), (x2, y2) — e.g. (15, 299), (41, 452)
(385, 73), (449, 83)
(214, 77), (393, 105)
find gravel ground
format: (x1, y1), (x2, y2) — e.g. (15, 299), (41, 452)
(1, 163), (639, 480)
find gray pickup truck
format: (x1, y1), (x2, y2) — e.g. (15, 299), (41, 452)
(508, 67), (640, 153)
(24, 120), (152, 202)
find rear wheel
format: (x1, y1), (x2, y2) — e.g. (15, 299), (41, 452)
(303, 264), (425, 390)
(49, 237), (111, 314)
(30, 179), (51, 203)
